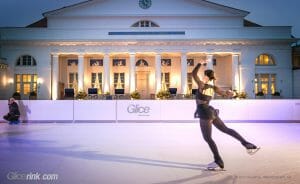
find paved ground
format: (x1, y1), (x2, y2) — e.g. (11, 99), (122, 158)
(0, 122), (300, 184)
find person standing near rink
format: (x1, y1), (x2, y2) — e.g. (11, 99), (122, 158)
(192, 62), (260, 170)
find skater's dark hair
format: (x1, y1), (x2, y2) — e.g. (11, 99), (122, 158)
(204, 69), (216, 80)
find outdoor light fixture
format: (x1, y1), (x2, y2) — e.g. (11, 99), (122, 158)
(37, 77), (44, 84)
(7, 78), (14, 84)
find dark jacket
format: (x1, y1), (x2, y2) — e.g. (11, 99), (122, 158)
(9, 102), (20, 117)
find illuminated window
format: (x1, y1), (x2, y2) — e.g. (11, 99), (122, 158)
(112, 59), (126, 66)
(15, 74), (37, 95)
(114, 73), (125, 89)
(187, 73), (193, 93)
(69, 73), (78, 88)
(255, 54), (275, 65)
(16, 55), (37, 66)
(187, 59), (194, 66)
(91, 73), (102, 88)
(131, 20), (159, 27)
(293, 55), (300, 68)
(254, 74), (276, 95)
(161, 72), (170, 89)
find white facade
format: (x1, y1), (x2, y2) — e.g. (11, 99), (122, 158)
(0, 0), (295, 100)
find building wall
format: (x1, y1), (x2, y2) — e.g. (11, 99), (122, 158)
(1, 45), (52, 100)
(293, 69), (300, 99)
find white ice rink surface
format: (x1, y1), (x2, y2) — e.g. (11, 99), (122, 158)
(0, 122), (300, 184)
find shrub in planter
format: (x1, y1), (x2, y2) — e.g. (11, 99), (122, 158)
(232, 90), (247, 99)
(255, 91), (265, 99)
(76, 91), (87, 100)
(130, 91), (141, 99)
(272, 91), (281, 99)
(272, 91), (280, 96)
(29, 91), (37, 100)
(12, 92), (21, 100)
(256, 91), (264, 96)
(156, 90), (171, 99)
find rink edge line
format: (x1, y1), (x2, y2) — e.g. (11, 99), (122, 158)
(0, 120), (300, 124)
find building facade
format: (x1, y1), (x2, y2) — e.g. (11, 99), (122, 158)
(0, 0), (296, 100)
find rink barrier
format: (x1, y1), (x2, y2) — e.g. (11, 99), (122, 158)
(0, 100), (299, 123)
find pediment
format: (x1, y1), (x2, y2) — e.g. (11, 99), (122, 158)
(44, 0), (249, 17)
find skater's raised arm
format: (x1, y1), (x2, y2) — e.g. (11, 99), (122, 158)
(192, 63), (204, 88)
(214, 86), (234, 98)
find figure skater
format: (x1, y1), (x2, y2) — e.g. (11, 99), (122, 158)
(192, 62), (259, 170)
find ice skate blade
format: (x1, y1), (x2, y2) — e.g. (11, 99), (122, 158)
(247, 147), (261, 155)
(205, 167), (226, 171)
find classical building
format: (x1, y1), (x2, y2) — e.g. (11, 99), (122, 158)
(0, 0), (297, 100)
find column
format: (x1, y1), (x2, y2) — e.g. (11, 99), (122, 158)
(181, 53), (187, 94)
(129, 53), (136, 93)
(51, 54), (59, 100)
(206, 54), (213, 70)
(155, 53), (161, 93)
(232, 54), (240, 91)
(103, 53), (110, 93)
(77, 53), (84, 91)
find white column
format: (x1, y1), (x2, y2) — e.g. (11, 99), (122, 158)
(206, 54), (213, 70)
(129, 53), (136, 93)
(232, 54), (240, 91)
(155, 53), (161, 93)
(77, 54), (84, 92)
(181, 53), (187, 94)
(103, 53), (110, 93)
(51, 54), (59, 100)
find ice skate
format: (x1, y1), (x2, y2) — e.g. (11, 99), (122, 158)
(206, 161), (225, 171)
(244, 143), (260, 155)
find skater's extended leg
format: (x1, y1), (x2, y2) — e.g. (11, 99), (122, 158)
(200, 119), (224, 168)
(212, 117), (259, 154)
(212, 117), (248, 144)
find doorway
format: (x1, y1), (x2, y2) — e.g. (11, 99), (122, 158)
(136, 71), (150, 99)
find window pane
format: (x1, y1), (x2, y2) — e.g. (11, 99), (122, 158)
(91, 73), (96, 83)
(23, 84), (31, 95)
(271, 83), (276, 94)
(98, 73), (102, 83)
(33, 75), (37, 82)
(16, 83), (21, 93)
(22, 75), (27, 82)
(120, 73), (125, 83)
(114, 73), (118, 83)
(261, 83), (268, 94)
(69, 73), (74, 83)
(33, 83), (37, 92)
(16, 75), (21, 82)
(33, 58), (37, 66)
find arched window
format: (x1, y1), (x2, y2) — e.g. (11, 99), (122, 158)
(255, 54), (275, 65)
(131, 20), (159, 27)
(16, 55), (37, 66)
(136, 59), (149, 66)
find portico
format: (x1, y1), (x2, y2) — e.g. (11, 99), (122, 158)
(50, 48), (240, 100)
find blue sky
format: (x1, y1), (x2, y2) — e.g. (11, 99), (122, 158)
(0, 0), (299, 37)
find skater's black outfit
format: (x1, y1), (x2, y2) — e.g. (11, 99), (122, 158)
(3, 98), (20, 122)
(192, 63), (257, 169)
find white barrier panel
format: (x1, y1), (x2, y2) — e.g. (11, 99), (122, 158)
(211, 100), (294, 121)
(160, 100), (195, 121)
(293, 102), (300, 120)
(0, 100), (8, 119)
(0, 100), (299, 122)
(74, 100), (116, 121)
(117, 100), (161, 121)
(22, 100), (73, 121)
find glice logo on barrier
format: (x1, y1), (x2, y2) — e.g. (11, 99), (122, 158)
(127, 104), (151, 116)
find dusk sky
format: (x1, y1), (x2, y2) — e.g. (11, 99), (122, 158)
(0, 0), (299, 37)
